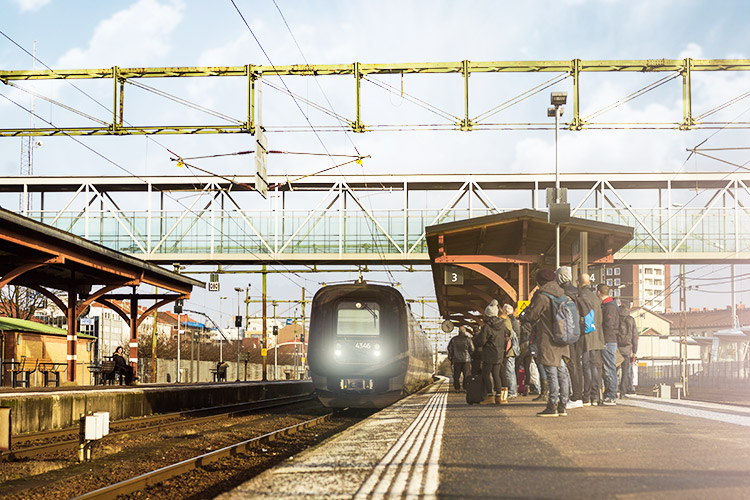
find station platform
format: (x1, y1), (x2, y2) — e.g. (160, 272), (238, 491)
(221, 379), (750, 499)
(0, 380), (312, 435)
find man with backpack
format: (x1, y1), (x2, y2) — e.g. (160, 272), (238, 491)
(617, 302), (637, 398)
(473, 299), (512, 404)
(556, 266), (588, 410)
(520, 268), (573, 417)
(597, 283), (620, 406)
(578, 273), (604, 406)
(447, 325), (474, 392)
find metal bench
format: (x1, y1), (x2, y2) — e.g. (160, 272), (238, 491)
(99, 360), (126, 385)
(37, 359), (65, 387)
(10, 356), (36, 388)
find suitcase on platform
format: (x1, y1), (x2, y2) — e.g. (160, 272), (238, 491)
(465, 375), (484, 405)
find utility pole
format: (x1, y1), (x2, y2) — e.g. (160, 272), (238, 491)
(151, 290), (158, 383)
(234, 287), (243, 382)
(262, 266), (268, 381)
(301, 287), (306, 379)
(679, 265), (688, 397)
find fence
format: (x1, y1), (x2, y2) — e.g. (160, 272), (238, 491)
(638, 361), (750, 390)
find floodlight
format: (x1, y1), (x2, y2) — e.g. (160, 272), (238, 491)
(551, 92), (568, 106)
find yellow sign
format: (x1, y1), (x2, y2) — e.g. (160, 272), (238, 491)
(261, 348), (267, 357)
(301, 357), (306, 365)
(517, 300), (530, 315)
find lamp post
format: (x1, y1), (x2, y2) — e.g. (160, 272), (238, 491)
(219, 296), (227, 362)
(548, 91), (568, 269)
(234, 287), (243, 382)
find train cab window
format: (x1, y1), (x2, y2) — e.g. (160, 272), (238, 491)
(336, 301), (380, 336)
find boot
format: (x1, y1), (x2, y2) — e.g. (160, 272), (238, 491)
(495, 387), (509, 404)
(536, 401), (558, 417)
(557, 400), (568, 416)
(533, 379), (549, 402)
(480, 393), (496, 405)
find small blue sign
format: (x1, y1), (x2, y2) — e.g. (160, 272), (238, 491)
(286, 318), (293, 325)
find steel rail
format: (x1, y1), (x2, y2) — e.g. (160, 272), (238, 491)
(71, 412), (333, 500)
(2, 394), (314, 460)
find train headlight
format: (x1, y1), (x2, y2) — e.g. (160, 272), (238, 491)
(374, 343), (381, 357)
(334, 342), (342, 357)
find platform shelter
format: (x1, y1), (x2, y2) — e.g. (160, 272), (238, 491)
(426, 209), (633, 326)
(0, 207), (203, 383)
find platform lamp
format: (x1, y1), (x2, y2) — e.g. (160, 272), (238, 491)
(234, 287), (243, 382)
(547, 91), (569, 269)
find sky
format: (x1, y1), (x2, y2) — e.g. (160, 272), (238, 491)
(1, 0), (750, 328)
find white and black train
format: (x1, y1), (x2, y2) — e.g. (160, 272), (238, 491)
(307, 283), (434, 408)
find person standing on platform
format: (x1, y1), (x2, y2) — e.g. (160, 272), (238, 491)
(520, 269), (571, 417)
(555, 266), (586, 410)
(473, 299), (511, 404)
(113, 346), (134, 385)
(578, 273), (604, 406)
(516, 321), (539, 395)
(502, 304), (520, 400)
(470, 323), (483, 376)
(629, 315), (640, 394)
(617, 302), (637, 398)
(447, 326), (474, 392)
(598, 284), (619, 406)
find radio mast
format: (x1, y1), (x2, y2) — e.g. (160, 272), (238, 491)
(19, 41), (38, 214)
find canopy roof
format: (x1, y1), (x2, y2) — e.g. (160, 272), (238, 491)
(426, 209), (634, 325)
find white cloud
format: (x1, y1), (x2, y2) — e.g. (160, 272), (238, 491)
(12, 0), (51, 12)
(56, 0), (185, 68)
(679, 42), (704, 59)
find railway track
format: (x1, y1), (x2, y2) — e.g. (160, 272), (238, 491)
(3, 394), (314, 461)
(71, 413), (333, 500)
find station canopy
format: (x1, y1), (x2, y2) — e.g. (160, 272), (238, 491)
(0, 207), (203, 383)
(425, 209), (633, 327)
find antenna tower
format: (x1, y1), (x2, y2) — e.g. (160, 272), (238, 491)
(19, 41), (37, 214)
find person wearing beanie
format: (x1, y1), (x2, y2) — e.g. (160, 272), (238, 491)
(520, 268), (571, 417)
(473, 299), (512, 404)
(556, 266), (586, 410)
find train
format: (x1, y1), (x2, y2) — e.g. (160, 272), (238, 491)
(307, 282), (434, 408)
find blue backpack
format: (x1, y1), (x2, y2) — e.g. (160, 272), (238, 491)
(541, 292), (581, 346)
(583, 308), (595, 334)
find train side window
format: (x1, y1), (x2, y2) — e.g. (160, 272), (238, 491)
(336, 301), (380, 336)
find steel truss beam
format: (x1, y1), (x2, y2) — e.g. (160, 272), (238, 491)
(1, 171), (750, 265)
(2, 59), (750, 136)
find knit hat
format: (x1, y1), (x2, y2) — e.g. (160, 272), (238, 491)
(502, 303), (514, 316)
(556, 266), (573, 285)
(485, 299), (499, 317)
(536, 268), (556, 285)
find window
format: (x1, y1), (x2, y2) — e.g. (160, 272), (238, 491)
(655, 268), (663, 275)
(614, 267), (620, 276)
(613, 288), (621, 297)
(614, 278), (620, 286)
(336, 301), (380, 336)
(606, 279), (613, 286)
(606, 268), (613, 276)
(645, 267), (653, 274)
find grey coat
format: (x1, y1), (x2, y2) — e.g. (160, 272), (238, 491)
(521, 280), (570, 367)
(447, 333), (474, 363)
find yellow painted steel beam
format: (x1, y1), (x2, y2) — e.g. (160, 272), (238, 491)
(2, 59), (750, 81)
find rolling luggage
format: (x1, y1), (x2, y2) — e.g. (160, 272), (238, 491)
(465, 374), (484, 405)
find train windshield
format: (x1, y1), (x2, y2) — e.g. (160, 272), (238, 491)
(336, 301), (380, 336)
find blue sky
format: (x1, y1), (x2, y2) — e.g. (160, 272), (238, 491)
(1, 0), (749, 323)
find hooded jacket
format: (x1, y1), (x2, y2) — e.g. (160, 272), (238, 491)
(447, 332), (474, 363)
(617, 305), (637, 356)
(601, 296), (619, 344)
(473, 315), (511, 364)
(521, 280), (570, 366)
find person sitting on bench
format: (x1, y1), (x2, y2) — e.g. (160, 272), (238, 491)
(113, 346), (135, 385)
(216, 361), (228, 382)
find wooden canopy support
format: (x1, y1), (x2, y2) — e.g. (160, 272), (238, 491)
(453, 263), (517, 303)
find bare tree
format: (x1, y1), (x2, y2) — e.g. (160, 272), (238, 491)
(0, 285), (48, 320)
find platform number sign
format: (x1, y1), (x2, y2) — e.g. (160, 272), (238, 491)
(444, 265), (464, 285)
(208, 273), (220, 292)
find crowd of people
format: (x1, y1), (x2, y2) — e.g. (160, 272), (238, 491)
(446, 266), (639, 417)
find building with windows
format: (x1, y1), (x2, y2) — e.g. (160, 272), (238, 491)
(591, 264), (670, 312)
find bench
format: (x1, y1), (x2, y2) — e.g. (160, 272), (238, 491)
(98, 360), (126, 385)
(37, 359), (65, 387)
(9, 357), (36, 388)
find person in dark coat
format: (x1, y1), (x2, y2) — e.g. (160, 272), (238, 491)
(473, 299), (512, 404)
(556, 266), (585, 409)
(617, 303), (637, 398)
(520, 269), (571, 417)
(113, 346), (134, 385)
(579, 273), (604, 406)
(447, 326), (474, 391)
(598, 283), (619, 406)
(629, 315), (639, 394)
